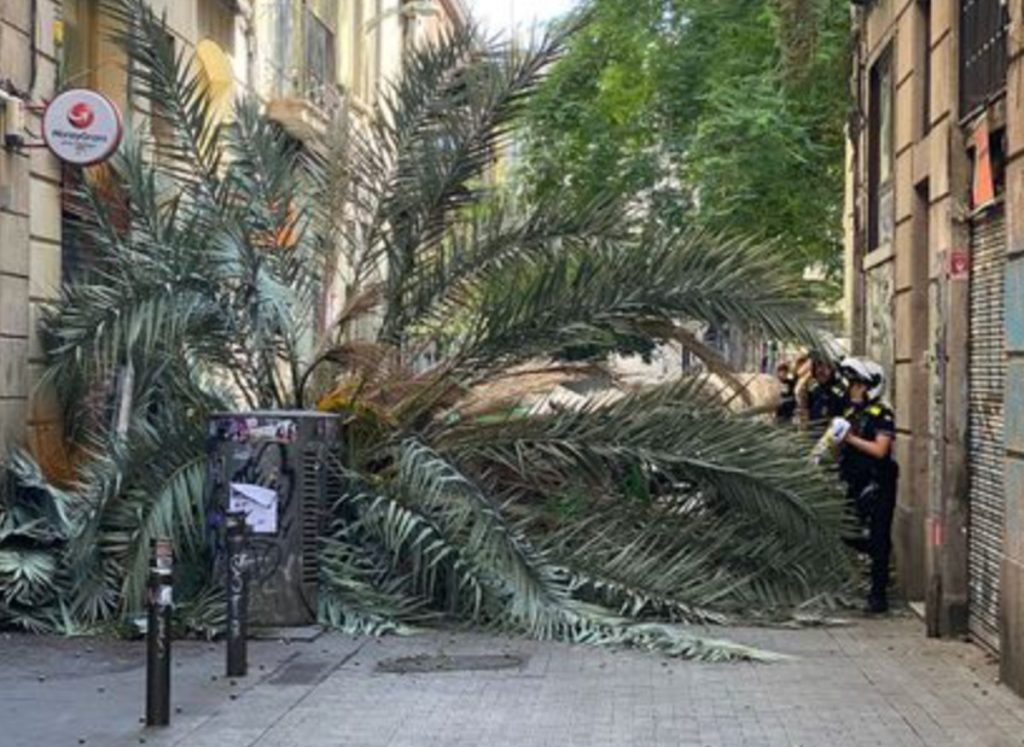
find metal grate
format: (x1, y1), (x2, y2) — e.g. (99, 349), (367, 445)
(376, 654), (527, 674)
(300, 446), (324, 586)
(967, 207), (1006, 653)
(960, 0), (1009, 117)
(268, 660), (329, 685)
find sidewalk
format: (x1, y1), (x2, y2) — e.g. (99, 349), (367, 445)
(3, 614), (1024, 747)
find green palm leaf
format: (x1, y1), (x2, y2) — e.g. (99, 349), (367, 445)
(432, 230), (825, 372)
(114, 455), (206, 613)
(432, 379), (850, 615)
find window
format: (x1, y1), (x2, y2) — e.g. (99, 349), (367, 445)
(62, 0), (127, 103)
(304, 4), (337, 107)
(960, 0), (1009, 117)
(150, 33), (177, 153)
(198, 0), (237, 55)
(868, 48), (894, 251)
(63, 0), (98, 85)
(361, 0), (384, 102)
(971, 124), (1007, 210)
(265, 0), (294, 98)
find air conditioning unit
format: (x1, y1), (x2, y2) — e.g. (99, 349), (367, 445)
(207, 411), (343, 627)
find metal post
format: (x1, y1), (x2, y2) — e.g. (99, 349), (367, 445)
(225, 512), (249, 678)
(146, 538), (173, 727)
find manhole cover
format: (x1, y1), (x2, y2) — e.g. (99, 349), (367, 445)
(376, 653), (526, 674)
(267, 661), (329, 685)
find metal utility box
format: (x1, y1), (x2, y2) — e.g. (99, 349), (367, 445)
(207, 411), (342, 627)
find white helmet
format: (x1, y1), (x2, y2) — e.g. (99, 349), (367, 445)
(840, 357), (885, 401)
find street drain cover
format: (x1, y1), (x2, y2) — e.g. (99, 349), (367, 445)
(267, 661), (329, 685)
(376, 653), (526, 674)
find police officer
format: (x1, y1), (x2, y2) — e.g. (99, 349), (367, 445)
(805, 354), (847, 429)
(833, 358), (898, 614)
(775, 362), (797, 423)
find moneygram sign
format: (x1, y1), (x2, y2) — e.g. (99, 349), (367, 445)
(43, 89), (123, 166)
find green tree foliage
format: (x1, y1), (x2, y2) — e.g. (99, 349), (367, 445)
(522, 0), (850, 283)
(0, 0), (853, 656)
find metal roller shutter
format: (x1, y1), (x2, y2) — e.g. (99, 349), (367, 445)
(967, 206), (1006, 653)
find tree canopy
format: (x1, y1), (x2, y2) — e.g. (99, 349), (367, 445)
(522, 0), (850, 286)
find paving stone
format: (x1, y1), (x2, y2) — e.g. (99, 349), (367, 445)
(4, 617), (1024, 746)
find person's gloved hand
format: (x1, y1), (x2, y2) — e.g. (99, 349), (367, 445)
(830, 417), (851, 443)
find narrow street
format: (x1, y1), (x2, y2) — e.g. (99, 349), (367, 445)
(4, 615), (1024, 747)
(4, 1), (1024, 744)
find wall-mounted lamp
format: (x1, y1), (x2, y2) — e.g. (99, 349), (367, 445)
(0, 90), (25, 150)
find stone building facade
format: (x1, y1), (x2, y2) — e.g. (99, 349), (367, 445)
(846, 0), (1024, 694)
(0, 0), (62, 464)
(0, 0), (465, 471)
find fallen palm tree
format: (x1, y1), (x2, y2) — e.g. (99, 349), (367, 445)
(0, 0), (850, 658)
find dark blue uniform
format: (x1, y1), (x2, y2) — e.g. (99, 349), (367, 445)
(839, 401), (898, 610)
(775, 374), (797, 423)
(807, 377), (847, 424)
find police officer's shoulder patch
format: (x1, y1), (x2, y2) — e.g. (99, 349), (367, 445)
(873, 403), (896, 433)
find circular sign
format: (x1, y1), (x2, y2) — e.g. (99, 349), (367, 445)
(42, 88), (123, 166)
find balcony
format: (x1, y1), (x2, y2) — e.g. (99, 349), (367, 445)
(262, 2), (342, 142)
(266, 81), (342, 142)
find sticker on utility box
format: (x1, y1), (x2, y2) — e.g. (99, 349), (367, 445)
(223, 418), (297, 444)
(229, 483), (278, 534)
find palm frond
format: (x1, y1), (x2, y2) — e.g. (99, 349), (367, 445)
(399, 194), (629, 339)
(173, 585), (226, 640)
(430, 230), (824, 373)
(113, 455), (206, 613)
(324, 457), (493, 621)
(431, 379), (851, 615)
(323, 445), (790, 660)
(0, 453), (78, 631)
(395, 440), (571, 632)
(40, 285), (224, 389)
(319, 530), (437, 636)
(335, 20), (577, 340)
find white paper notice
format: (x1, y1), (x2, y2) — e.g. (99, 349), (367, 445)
(229, 483), (278, 534)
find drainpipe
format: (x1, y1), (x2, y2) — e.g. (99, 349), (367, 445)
(29, 0), (38, 96)
(848, 5), (867, 355)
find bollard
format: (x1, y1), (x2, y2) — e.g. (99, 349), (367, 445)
(146, 538), (173, 727)
(225, 512), (249, 678)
